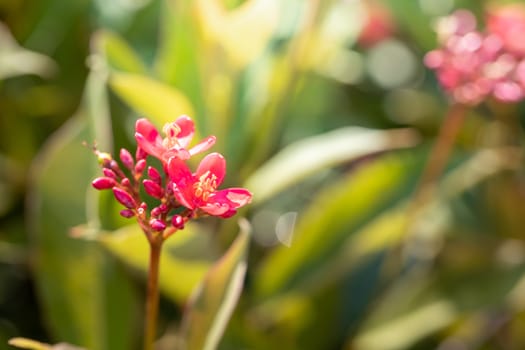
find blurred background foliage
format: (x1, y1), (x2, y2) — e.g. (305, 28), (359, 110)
(2, 0), (525, 349)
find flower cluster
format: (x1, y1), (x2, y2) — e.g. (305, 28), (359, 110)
(424, 5), (525, 105)
(91, 116), (252, 240)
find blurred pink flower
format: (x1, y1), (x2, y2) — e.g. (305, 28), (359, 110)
(487, 3), (525, 55)
(358, 1), (396, 47)
(168, 152), (252, 218)
(425, 7), (525, 105)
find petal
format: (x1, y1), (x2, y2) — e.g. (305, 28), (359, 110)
(168, 157), (197, 209)
(196, 152), (226, 185)
(189, 135), (216, 156)
(167, 157), (193, 184)
(200, 202), (230, 216)
(172, 183), (196, 209)
(135, 133), (165, 160)
(135, 118), (161, 143)
(163, 148), (191, 162)
(174, 115), (195, 148)
(209, 188), (252, 209)
(135, 119), (165, 159)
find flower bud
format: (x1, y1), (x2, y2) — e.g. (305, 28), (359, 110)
(120, 209), (135, 218)
(150, 206), (162, 217)
(113, 187), (136, 209)
(92, 177), (116, 190)
(150, 218), (166, 231)
(147, 166), (162, 185)
(121, 178), (131, 187)
(172, 215), (185, 229)
(157, 203), (168, 213)
(120, 148), (134, 170)
(143, 179), (164, 199)
(96, 151), (112, 166)
(103, 168), (117, 179)
(135, 159), (146, 174)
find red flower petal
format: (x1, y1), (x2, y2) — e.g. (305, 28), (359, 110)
(196, 152), (226, 186)
(189, 135), (216, 156)
(135, 118), (172, 160)
(135, 118), (161, 143)
(174, 115), (195, 148)
(167, 157), (196, 209)
(210, 188), (252, 209)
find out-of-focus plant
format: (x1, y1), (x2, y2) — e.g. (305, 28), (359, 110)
(6, 0), (525, 349)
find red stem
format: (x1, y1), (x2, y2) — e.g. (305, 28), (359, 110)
(413, 103), (468, 205)
(143, 236), (163, 350)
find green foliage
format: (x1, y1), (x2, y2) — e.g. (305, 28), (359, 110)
(3, 0), (525, 349)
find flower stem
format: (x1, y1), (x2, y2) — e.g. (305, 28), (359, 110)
(413, 103), (468, 206)
(144, 236), (163, 350)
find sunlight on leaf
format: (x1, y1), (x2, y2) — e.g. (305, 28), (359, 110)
(28, 115), (139, 350)
(352, 301), (456, 350)
(93, 30), (147, 74)
(196, 0), (279, 69)
(8, 338), (85, 350)
(255, 152), (423, 299)
(0, 22), (57, 79)
(246, 127), (419, 205)
(110, 72), (195, 125)
(98, 224), (212, 304)
(180, 219), (251, 350)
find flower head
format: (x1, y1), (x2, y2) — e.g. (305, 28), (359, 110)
(424, 7), (525, 105)
(168, 152), (252, 218)
(134, 115), (216, 163)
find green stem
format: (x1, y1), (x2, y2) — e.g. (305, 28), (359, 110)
(413, 103), (468, 206)
(144, 236), (163, 350)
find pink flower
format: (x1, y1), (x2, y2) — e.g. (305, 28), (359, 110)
(168, 152), (252, 218)
(487, 4), (525, 56)
(357, 2), (396, 47)
(134, 116), (216, 163)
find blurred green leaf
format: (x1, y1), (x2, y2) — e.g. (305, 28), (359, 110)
(27, 115), (140, 350)
(154, 0), (206, 130)
(245, 127), (420, 204)
(195, 0), (279, 69)
(109, 72), (195, 126)
(98, 224), (213, 304)
(8, 337), (85, 350)
(27, 64), (139, 349)
(0, 22), (57, 79)
(93, 30), (147, 74)
(255, 151), (424, 299)
(180, 219), (250, 350)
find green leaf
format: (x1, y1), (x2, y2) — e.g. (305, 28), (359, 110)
(254, 151), (424, 299)
(154, 0), (206, 131)
(244, 127), (419, 204)
(92, 30), (147, 74)
(109, 72), (195, 126)
(0, 23), (57, 79)
(27, 115), (140, 350)
(98, 224), (213, 304)
(8, 338), (85, 350)
(180, 219), (251, 350)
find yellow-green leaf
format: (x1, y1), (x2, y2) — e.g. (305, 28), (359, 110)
(181, 219), (251, 350)
(110, 72), (195, 125)
(245, 127), (419, 204)
(99, 224), (212, 303)
(93, 30), (147, 74)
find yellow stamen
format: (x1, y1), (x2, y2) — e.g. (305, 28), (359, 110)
(162, 123), (182, 149)
(193, 171), (218, 201)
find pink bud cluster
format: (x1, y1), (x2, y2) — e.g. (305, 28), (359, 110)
(91, 116), (252, 241)
(424, 5), (525, 105)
